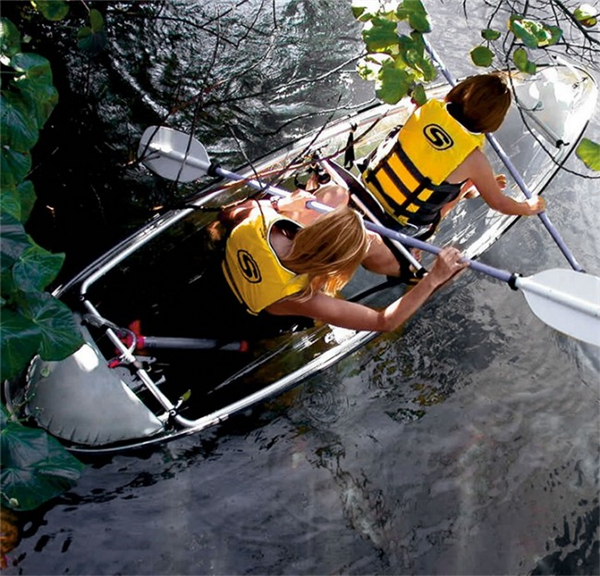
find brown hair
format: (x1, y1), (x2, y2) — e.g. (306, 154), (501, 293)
(445, 73), (511, 133)
(281, 206), (369, 300)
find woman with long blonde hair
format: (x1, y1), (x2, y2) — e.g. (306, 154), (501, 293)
(221, 189), (465, 333)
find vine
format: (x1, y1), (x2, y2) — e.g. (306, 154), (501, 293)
(0, 0), (108, 518)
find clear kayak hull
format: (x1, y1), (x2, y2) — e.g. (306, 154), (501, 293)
(5, 63), (598, 454)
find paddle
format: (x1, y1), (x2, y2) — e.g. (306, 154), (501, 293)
(138, 126), (600, 347)
(422, 37), (585, 272)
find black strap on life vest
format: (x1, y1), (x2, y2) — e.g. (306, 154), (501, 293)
(363, 139), (462, 226)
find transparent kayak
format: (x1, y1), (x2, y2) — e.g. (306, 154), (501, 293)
(5, 62), (597, 454)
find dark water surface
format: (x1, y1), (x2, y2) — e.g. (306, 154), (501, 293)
(4, 1), (599, 574)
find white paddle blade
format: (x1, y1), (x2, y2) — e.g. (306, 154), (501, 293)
(138, 126), (210, 182)
(517, 269), (600, 347)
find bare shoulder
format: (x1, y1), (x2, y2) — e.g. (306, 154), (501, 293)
(462, 148), (490, 170)
(449, 148), (493, 183)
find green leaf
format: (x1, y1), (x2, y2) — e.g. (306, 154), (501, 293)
(357, 59), (379, 82)
(0, 180), (34, 224)
(357, 60), (379, 82)
(351, 4), (367, 20)
(407, 0), (431, 33)
(0, 184), (22, 221)
(18, 292), (84, 361)
(0, 92), (40, 152)
(11, 52), (52, 84)
(352, 0), (399, 21)
(575, 138), (600, 171)
(0, 307), (41, 381)
(0, 18), (22, 59)
(404, 48), (436, 81)
(13, 244), (65, 292)
(77, 26), (108, 56)
(0, 211), (32, 270)
(362, 17), (399, 52)
(481, 28), (501, 41)
(397, 0), (431, 33)
(510, 16), (541, 49)
(89, 9), (104, 33)
(352, 1), (376, 22)
(31, 0), (70, 21)
(356, 53), (394, 81)
(9, 52), (58, 128)
(470, 45), (494, 67)
(510, 16), (560, 48)
(410, 83), (427, 105)
(513, 47), (537, 74)
(1, 269), (17, 299)
(0, 145), (31, 187)
(545, 25), (562, 46)
(18, 179), (36, 222)
(377, 66), (412, 104)
(573, 4), (598, 27)
(1, 406), (84, 512)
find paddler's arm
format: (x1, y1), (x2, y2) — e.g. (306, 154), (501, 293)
(266, 247), (467, 332)
(454, 149), (546, 216)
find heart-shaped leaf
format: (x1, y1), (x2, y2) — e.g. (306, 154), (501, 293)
(0, 145), (31, 187)
(362, 17), (399, 52)
(77, 26), (108, 56)
(1, 92), (39, 152)
(397, 0), (431, 33)
(0, 307), (41, 381)
(18, 292), (84, 361)
(1, 407), (84, 512)
(13, 244), (65, 292)
(576, 138), (600, 171)
(0, 180), (35, 224)
(481, 28), (502, 41)
(32, 0), (70, 21)
(0, 17), (22, 58)
(513, 47), (537, 74)
(470, 45), (494, 67)
(573, 4), (598, 27)
(377, 66), (412, 104)
(0, 212), (32, 270)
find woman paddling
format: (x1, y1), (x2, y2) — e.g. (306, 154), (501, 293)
(361, 73), (547, 239)
(220, 191), (466, 333)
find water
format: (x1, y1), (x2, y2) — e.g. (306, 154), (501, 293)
(4, 1), (600, 574)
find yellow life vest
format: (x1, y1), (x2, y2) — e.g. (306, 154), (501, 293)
(362, 99), (485, 226)
(222, 209), (308, 315)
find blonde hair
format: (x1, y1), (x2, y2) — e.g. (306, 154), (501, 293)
(281, 206), (369, 300)
(445, 73), (511, 133)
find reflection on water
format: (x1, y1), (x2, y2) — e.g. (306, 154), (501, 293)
(4, 0), (600, 574)
(531, 502), (599, 575)
(22, 0), (370, 280)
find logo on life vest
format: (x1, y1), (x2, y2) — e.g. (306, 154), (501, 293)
(423, 124), (454, 150)
(237, 250), (262, 283)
